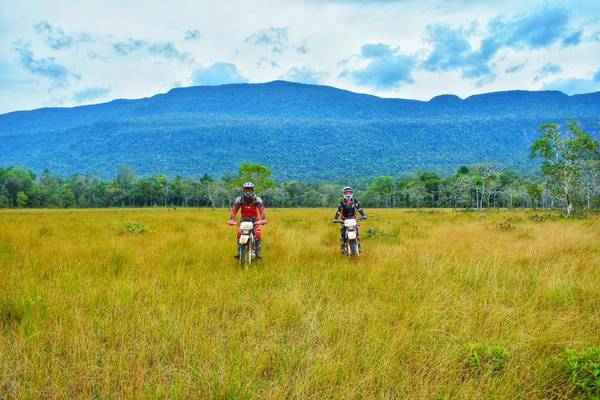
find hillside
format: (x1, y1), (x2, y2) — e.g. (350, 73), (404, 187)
(1, 81), (599, 180)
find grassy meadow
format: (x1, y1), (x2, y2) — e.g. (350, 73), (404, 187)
(0, 208), (599, 399)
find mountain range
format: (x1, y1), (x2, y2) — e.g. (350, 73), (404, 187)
(1, 80), (599, 180)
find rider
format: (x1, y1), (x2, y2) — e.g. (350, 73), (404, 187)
(333, 186), (367, 253)
(228, 182), (267, 258)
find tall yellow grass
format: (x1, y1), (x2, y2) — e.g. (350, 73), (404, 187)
(1, 208), (598, 399)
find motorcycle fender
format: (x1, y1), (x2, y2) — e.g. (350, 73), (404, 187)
(347, 231), (357, 240)
(239, 235), (249, 245)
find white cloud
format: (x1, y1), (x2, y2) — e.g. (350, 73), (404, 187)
(280, 66), (328, 84)
(191, 63), (248, 85)
(543, 76), (600, 94)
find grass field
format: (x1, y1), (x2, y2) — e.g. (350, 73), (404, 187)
(1, 208), (599, 399)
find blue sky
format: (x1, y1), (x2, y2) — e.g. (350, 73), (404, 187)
(0, 0), (598, 113)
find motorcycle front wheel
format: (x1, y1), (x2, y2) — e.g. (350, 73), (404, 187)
(247, 240), (253, 266)
(349, 240), (358, 257)
(238, 244), (247, 266)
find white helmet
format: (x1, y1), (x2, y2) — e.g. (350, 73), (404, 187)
(242, 182), (255, 199)
(343, 186), (353, 200)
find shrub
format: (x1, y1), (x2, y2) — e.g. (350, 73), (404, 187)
(366, 228), (398, 238)
(568, 209), (589, 219)
(530, 214), (545, 222)
(499, 220), (516, 230)
(38, 226), (53, 237)
(119, 222), (147, 235)
(564, 346), (600, 399)
(465, 343), (508, 376)
(0, 299), (23, 330)
(25, 294), (47, 337)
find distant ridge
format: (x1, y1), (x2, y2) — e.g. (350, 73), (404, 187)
(1, 81), (599, 180)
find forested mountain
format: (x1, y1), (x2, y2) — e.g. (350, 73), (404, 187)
(1, 81), (598, 180)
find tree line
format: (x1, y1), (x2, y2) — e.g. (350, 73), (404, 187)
(1, 121), (598, 214)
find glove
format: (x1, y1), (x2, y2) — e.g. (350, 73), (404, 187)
(227, 220), (236, 226)
(332, 219), (339, 224)
(360, 215), (368, 220)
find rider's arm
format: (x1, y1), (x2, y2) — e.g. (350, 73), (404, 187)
(355, 200), (366, 217)
(255, 196), (266, 220)
(334, 203), (343, 220)
(229, 197), (241, 220)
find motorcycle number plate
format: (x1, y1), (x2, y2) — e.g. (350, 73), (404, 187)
(239, 221), (254, 230)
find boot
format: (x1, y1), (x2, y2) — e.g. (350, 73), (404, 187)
(255, 240), (263, 258)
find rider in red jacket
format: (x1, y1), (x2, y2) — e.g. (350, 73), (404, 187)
(228, 182), (267, 258)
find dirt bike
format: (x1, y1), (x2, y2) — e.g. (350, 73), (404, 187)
(334, 217), (364, 257)
(228, 218), (266, 267)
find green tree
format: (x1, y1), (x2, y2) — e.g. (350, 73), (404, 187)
(138, 180), (155, 206)
(38, 169), (62, 207)
(530, 121), (599, 216)
(105, 184), (125, 207)
(151, 175), (170, 206)
(0, 167), (6, 191)
(16, 191), (28, 207)
(60, 185), (76, 208)
(88, 176), (106, 207)
(418, 171), (442, 206)
(367, 176), (396, 207)
(402, 179), (427, 208)
(472, 163), (500, 209)
(457, 165), (469, 175)
(4, 168), (34, 207)
(526, 182), (543, 209)
(116, 165), (137, 206)
(233, 163), (275, 193)
(452, 174), (476, 209)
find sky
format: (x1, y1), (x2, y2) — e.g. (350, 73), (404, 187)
(0, 0), (599, 114)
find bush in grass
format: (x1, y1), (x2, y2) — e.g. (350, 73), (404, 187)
(366, 228), (398, 239)
(465, 343), (508, 376)
(530, 214), (546, 222)
(23, 294), (46, 338)
(0, 299), (23, 331)
(119, 222), (147, 235)
(499, 220), (516, 230)
(564, 346), (600, 399)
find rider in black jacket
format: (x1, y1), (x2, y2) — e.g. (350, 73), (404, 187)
(333, 186), (367, 252)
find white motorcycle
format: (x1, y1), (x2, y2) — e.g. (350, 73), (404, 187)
(334, 218), (364, 257)
(228, 218), (265, 267)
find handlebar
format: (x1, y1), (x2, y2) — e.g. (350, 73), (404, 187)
(227, 219), (267, 226)
(333, 217), (367, 224)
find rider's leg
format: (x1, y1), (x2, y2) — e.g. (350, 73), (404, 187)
(340, 226), (345, 253)
(234, 228), (242, 258)
(254, 226), (263, 258)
